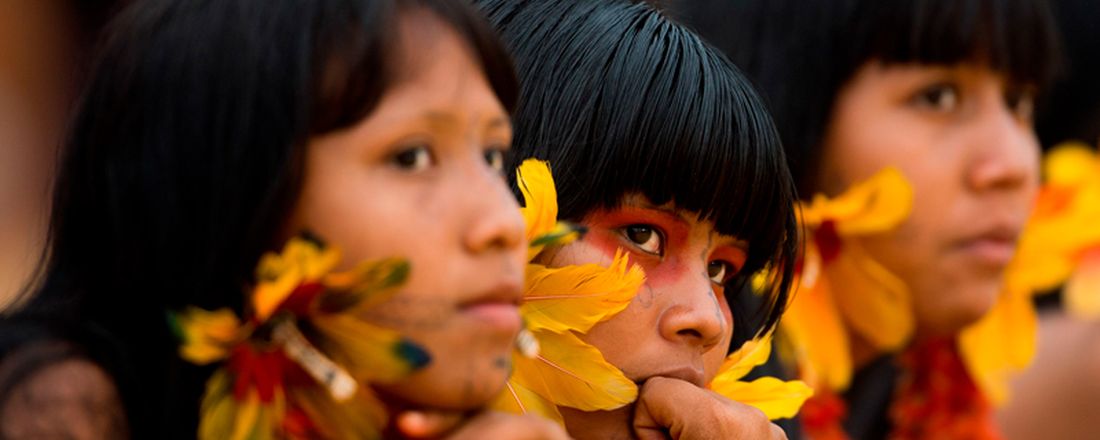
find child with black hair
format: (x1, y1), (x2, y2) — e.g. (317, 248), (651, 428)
(476, 1), (801, 438)
(675, 0), (1060, 438)
(0, 1), (569, 438)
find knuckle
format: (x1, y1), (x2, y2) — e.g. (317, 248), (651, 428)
(770, 423), (788, 439)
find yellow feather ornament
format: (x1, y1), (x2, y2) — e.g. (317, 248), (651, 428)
(172, 236), (429, 439)
(491, 160), (643, 422)
(709, 334), (813, 420)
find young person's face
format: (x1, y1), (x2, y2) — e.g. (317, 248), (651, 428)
(820, 61), (1039, 337)
(538, 194), (744, 437)
(288, 11), (526, 410)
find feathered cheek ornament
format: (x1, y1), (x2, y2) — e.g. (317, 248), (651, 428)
(171, 234), (431, 440)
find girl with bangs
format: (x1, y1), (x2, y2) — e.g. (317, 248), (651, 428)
(0, 0), (569, 438)
(476, 1), (800, 438)
(676, 0), (1059, 438)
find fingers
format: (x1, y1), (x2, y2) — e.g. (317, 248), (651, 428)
(632, 377), (708, 438)
(448, 412), (572, 440)
(397, 410), (571, 440)
(395, 410), (465, 439)
(633, 376), (787, 440)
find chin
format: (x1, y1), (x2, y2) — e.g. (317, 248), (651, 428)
(374, 360), (511, 410)
(916, 278), (1002, 336)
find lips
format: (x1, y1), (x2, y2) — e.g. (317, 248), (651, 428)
(636, 366), (706, 387)
(951, 222), (1023, 268)
(458, 282), (523, 332)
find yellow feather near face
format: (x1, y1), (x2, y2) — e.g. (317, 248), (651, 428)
(827, 239), (913, 351)
(798, 167), (913, 234)
(1044, 142), (1098, 186)
(716, 334), (774, 382)
(523, 249), (644, 334)
(517, 160), (559, 244)
(711, 335), (813, 420)
(253, 238), (342, 321)
(176, 307), (242, 365)
(1066, 250), (1100, 319)
(510, 329), (637, 411)
(958, 283), (1037, 405)
(197, 370), (282, 440)
(780, 277), (852, 391)
(1014, 189), (1100, 292)
(309, 313), (429, 383)
(710, 376), (814, 420)
(290, 385), (388, 440)
(491, 381), (565, 426)
(320, 258), (409, 314)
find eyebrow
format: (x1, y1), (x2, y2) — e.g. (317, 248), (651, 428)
(423, 112), (510, 132)
(424, 111), (459, 129)
(486, 116), (510, 129)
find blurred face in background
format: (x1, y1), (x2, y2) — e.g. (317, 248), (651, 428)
(0, 0), (82, 304)
(819, 61), (1040, 337)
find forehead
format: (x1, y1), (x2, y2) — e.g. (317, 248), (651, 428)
(368, 10), (506, 123)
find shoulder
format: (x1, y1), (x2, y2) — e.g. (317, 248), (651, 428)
(0, 329), (129, 439)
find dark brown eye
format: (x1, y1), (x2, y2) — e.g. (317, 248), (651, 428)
(1005, 86), (1035, 122)
(912, 83), (960, 112)
(484, 148), (505, 172)
(391, 145), (432, 171)
(624, 225), (663, 255)
(708, 260), (732, 284)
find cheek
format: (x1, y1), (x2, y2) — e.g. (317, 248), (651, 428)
(582, 229), (691, 286)
(294, 163), (446, 272)
(703, 301), (735, 380)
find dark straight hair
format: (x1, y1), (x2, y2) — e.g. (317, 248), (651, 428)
(476, 0), (799, 347)
(3, 0), (516, 437)
(672, 0), (1061, 196)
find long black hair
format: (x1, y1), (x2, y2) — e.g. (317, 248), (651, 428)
(673, 0), (1061, 195)
(3, 0), (516, 437)
(476, 0), (798, 347)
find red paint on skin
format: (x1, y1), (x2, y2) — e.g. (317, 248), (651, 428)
(581, 208), (692, 286)
(579, 208), (750, 289)
(710, 246), (748, 277)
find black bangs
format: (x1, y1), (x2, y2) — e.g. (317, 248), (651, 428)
(478, 0), (798, 342)
(850, 0), (1059, 87)
(672, 0), (1060, 196)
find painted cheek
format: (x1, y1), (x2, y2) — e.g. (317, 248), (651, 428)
(580, 228), (687, 287)
(643, 259), (687, 286)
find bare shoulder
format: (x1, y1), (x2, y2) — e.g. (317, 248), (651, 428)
(0, 341), (128, 439)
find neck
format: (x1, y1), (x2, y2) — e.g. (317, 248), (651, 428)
(847, 325), (885, 371)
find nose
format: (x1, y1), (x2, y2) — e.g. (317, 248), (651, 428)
(462, 169), (526, 255)
(965, 93), (1040, 194)
(656, 270), (728, 352)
